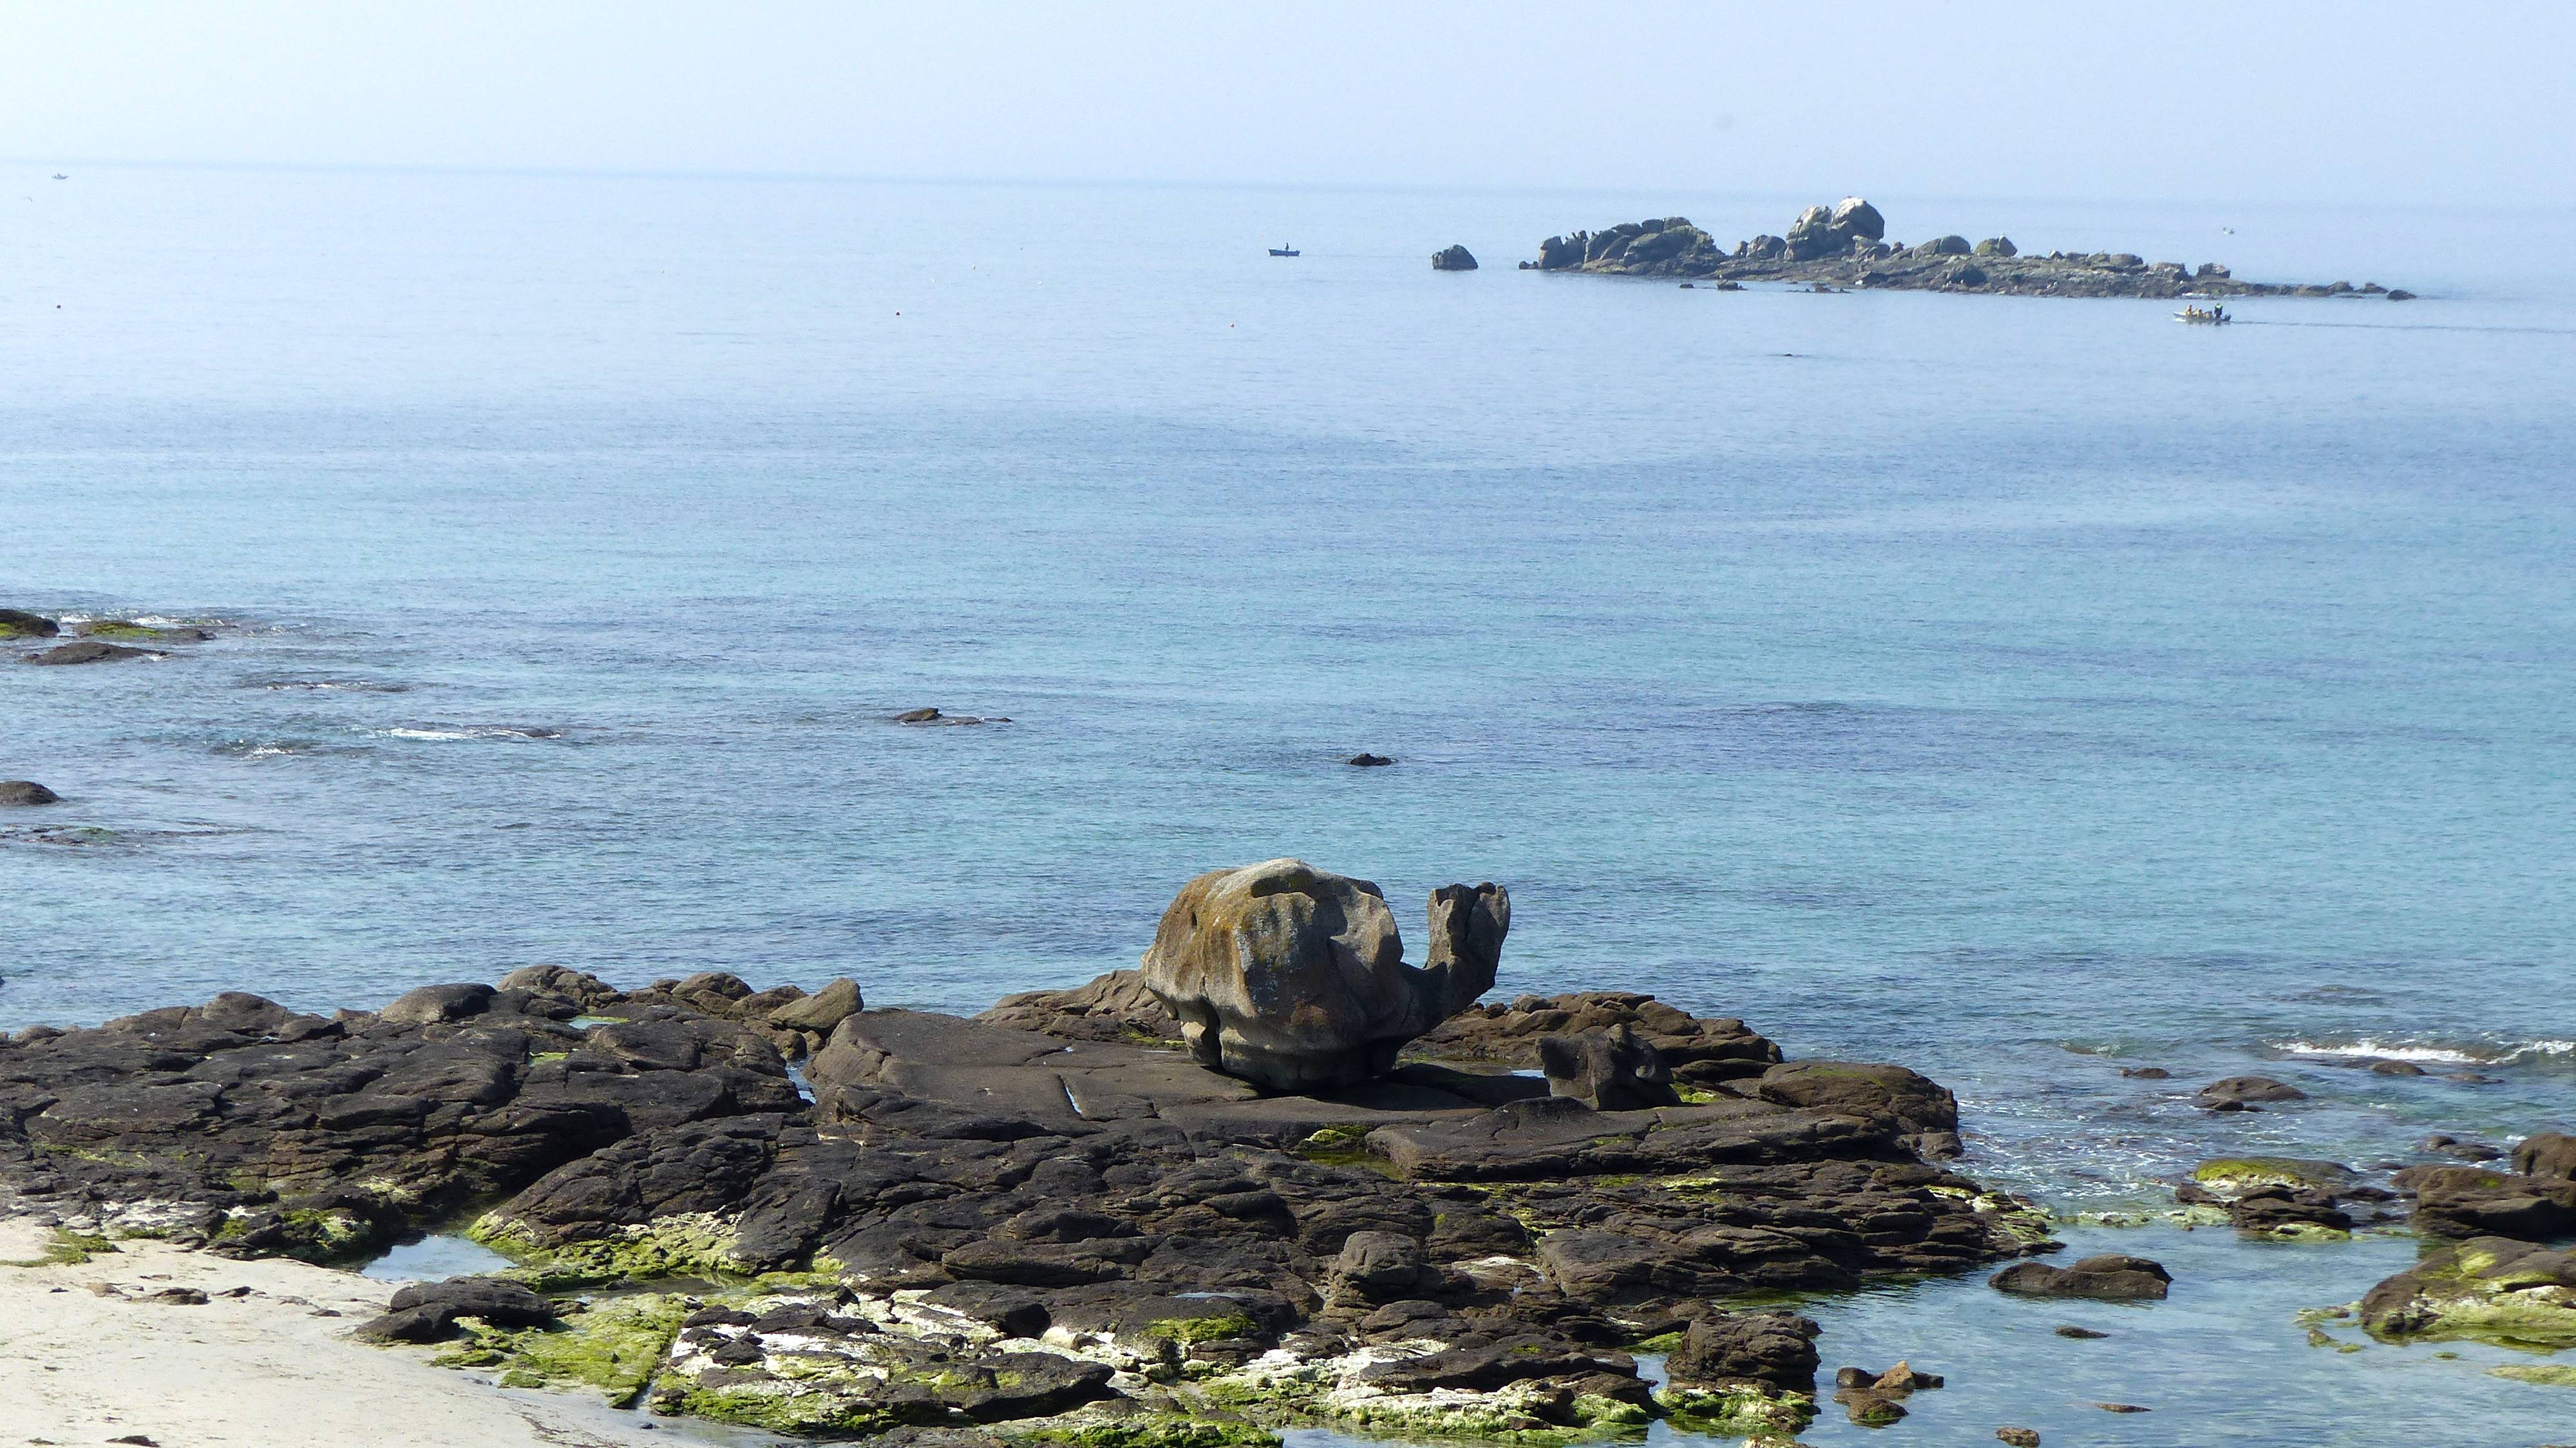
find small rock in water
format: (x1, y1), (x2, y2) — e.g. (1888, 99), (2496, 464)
(895, 707), (943, 723)
(2119, 1065), (2171, 1079)
(1431, 243), (1478, 271)
(1876, 1359), (1944, 1390)
(1998, 1429), (2042, 1448)
(0, 607), (61, 638)
(0, 780), (61, 806)
(1346, 752), (1396, 767)
(2370, 1059), (2429, 1076)
(1991, 1254), (2172, 1300)
(2095, 1402), (2151, 1413)
(2421, 1133), (2502, 1161)
(2195, 1074), (2306, 1109)
(2054, 1324), (2109, 1339)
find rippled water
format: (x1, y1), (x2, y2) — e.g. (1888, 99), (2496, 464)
(6, 167), (2573, 1443)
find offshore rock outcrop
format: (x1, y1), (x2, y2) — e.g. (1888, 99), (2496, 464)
(1530, 198), (2410, 299)
(1138, 860), (1510, 1091)
(1, 954), (2047, 1443)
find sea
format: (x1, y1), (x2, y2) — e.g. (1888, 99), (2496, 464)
(4, 166), (2572, 1444)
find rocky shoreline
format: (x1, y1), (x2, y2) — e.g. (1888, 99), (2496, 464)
(1524, 197), (2415, 300)
(4, 863), (2570, 1442)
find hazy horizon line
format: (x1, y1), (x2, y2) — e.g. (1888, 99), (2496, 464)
(6, 155), (2561, 219)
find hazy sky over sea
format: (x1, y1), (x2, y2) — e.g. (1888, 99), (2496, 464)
(3, 1), (2568, 204)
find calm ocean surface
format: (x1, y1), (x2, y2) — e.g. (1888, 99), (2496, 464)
(5, 167), (2573, 1442)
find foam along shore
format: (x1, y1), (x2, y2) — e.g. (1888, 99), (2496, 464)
(0, 1218), (687, 1448)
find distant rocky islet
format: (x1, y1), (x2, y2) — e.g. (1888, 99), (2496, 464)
(1515, 196), (2415, 300)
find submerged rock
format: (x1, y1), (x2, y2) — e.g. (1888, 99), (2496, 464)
(23, 640), (159, 665)
(1138, 859), (1508, 1091)
(2195, 1075), (2307, 1110)
(74, 620), (211, 643)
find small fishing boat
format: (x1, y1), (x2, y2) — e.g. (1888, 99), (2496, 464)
(2174, 303), (2230, 325)
(1268, 244), (1299, 257)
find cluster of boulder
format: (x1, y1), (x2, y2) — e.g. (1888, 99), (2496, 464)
(1527, 198), (2414, 300)
(1, 859), (2058, 1443)
(5, 606), (214, 665)
(2354, 1133), (2576, 1349)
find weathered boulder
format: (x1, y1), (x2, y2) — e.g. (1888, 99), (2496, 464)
(2398, 1163), (2576, 1239)
(1784, 205), (1838, 260)
(1827, 197), (1884, 245)
(1538, 1024), (1679, 1110)
(1975, 236), (2018, 257)
(0, 609), (60, 638)
(1331, 1230), (1436, 1303)
(0, 780), (61, 806)
(1138, 859), (1508, 1091)
(769, 978), (865, 1033)
(1347, 752), (1396, 767)
(1432, 244), (1478, 271)
(1920, 234), (1973, 256)
(1665, 1310), (1819, 1394)
(1991, 1254), (2171, 1299)
(2515, 1132), (2576, 1181)
(377, 982), (498, 1026)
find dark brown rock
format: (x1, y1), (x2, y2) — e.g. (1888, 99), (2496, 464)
(1991, 1254), (2171, 1300)
(2196, 1075), (2307, 1109)
(0, 780), (61, 806)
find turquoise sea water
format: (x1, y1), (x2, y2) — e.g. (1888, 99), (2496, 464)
(5, 168), (2573, 1443)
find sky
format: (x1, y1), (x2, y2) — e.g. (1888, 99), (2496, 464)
(1, 1), (2570, 205)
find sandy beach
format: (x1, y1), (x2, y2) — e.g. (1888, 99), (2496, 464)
(0, 1219), (687, 1448)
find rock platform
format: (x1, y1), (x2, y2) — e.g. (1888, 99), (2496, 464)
(3, 970), (2054, 1443)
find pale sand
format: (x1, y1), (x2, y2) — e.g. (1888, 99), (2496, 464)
(0, 1219), (724, 1448)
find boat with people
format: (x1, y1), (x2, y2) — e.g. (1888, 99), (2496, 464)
(2175, 303), (2231, 325)
(1268, 244), (1300, 257)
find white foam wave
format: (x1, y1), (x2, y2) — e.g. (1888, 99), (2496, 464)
(2275, 1038), (2482, 1064)
(2275, 1037), (2576, 1065)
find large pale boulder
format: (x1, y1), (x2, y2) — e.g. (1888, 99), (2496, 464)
(1827, 196), (1885, 243)
(1139, 859), (1508, 1091)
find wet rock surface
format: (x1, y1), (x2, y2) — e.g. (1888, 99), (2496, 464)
(0, 780), (62, 806)
(2, 962), (2046, 1442)
(1531, 199), (2407, 299)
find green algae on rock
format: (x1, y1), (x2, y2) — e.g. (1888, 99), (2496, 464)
(2359, 1236), (2576, 1349)
(439, 1291), (690, 1405)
